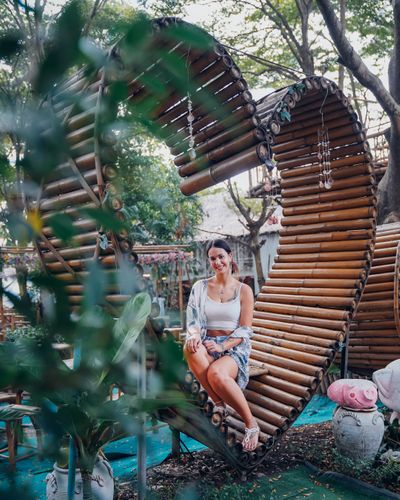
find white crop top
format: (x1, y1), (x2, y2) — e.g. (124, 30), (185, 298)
(204, 284), (242, 330)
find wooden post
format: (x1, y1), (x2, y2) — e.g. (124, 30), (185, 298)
(178, 262), (184, 328)
(171, 428), (181, 459)
(68, 341), (81, 500)
(138, 332), (147, 500)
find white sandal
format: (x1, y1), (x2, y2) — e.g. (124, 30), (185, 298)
(242, 425), (260, 452)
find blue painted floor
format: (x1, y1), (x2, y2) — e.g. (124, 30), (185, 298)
(0, 394), (338, 498)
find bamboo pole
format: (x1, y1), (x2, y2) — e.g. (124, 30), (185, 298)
(279, 218), (375, 237)
(246, 379), (305, 410)
(259, 291), (356, 309)
(253, 323), (341, 346)
(251, 344), (327, 374)
(253, 309), (346, 331)
(243, 388), (297, 420)
(282, 175), (375, 200)
(276, 142), (370, 169)
(279, 229), (374, 244)
(275, 250), (369, 263)
(255, 299), (351, 322)
(252, 333), (334, 358)
(177, 127), (266, 177)
(180, 143), (269, 196)
(272, 261), (365, 270)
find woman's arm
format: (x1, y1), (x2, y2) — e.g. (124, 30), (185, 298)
(185, 281), (203, 352)
(239, 283), (254, 328)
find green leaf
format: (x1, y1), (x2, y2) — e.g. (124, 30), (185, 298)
(112, 292), (151, 364)
(33, 0), (85, 94)
(163, 23), (214, 51)
(123, 15), (152, 50)
(0, 404), (39, 421)
(83, 261), (107, 309)
(47, 213), (77, 245)
(79, 207), (126, 232)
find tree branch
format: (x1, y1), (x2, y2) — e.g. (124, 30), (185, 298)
(263, 0), (303, 55)
(227, 180), (253, 225)
(316, 0), (400, 118)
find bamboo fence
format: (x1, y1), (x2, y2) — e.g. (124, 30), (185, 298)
(32, 17), (377, 470)
(336, 222), (400, 371)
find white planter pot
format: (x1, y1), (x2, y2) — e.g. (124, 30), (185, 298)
(332, 405), (385, 461)
(45, 456), (114, 499)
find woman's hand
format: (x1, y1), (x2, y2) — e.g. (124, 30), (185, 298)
(203, 340), (224, 354)
(185, 334), (201, 353)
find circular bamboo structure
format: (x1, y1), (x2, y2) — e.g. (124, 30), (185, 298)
(337, 222), (400, 372)
(33, 18), (377, 470)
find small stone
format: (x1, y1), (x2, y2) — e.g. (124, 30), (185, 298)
(189, 149), (197, 160)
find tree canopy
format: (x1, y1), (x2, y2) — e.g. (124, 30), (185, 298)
(0, 0), (202, 245)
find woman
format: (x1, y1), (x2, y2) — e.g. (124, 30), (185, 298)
(184, 239), (259, 452)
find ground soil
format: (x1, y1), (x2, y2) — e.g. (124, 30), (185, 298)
(116, 422), (400, 499)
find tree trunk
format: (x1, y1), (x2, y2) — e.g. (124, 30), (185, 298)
(15, 263), (29, 302)
(338, 0), (346, 90)
(377, 15), (400, 223)
(252, 247), (265, 292)
(377, 115), (400, 223)
(249, 231), (265, 291)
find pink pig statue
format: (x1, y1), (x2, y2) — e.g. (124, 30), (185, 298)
(373, 359), (400, 423)
(327, 379), (378, 410)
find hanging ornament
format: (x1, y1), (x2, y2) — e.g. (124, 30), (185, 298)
(317, 89), (333, 190)
(186, 46), (196, 162)
(187, 91), (196, 161)
(317, 126), (332, 190)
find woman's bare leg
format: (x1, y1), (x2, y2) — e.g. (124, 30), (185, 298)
(207, 356), (259, 450)
(183, 343), (222, 403)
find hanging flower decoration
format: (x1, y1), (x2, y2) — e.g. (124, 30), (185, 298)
(138, 251), (194, 266)
(267, 215), (279, 225)
(0, 252), (39, 271)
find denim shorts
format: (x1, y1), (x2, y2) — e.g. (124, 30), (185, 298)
(203, 334), (250, 389)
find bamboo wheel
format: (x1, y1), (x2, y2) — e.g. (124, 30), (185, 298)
(33, 18), (377, 470)
(337, 222), (400, 372)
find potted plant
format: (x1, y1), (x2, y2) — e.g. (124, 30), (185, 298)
(0, 284), (185, 499)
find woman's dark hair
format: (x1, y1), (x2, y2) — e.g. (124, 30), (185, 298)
(206, 239), (232, 256)
(206, 239), (239, 274)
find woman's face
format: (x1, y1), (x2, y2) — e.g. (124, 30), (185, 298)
(208, 246), (232, 275)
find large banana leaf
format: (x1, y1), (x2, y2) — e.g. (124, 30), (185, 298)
(97, 292), (151, 385)
(112, 292), (151, 364)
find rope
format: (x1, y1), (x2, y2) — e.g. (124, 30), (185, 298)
(222, 44), (305, 77)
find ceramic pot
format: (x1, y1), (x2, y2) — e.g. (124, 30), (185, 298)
(332, 405), (385, 461)
(45, 455), (114, 499)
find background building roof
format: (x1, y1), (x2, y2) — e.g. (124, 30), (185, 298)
(195, 191), (281, 241)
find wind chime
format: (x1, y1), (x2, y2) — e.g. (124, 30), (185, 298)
(186, 48), (196, 161)
(318, 89), (333, 190)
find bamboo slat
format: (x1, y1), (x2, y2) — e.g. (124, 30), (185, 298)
(345, 222), (400, 372)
